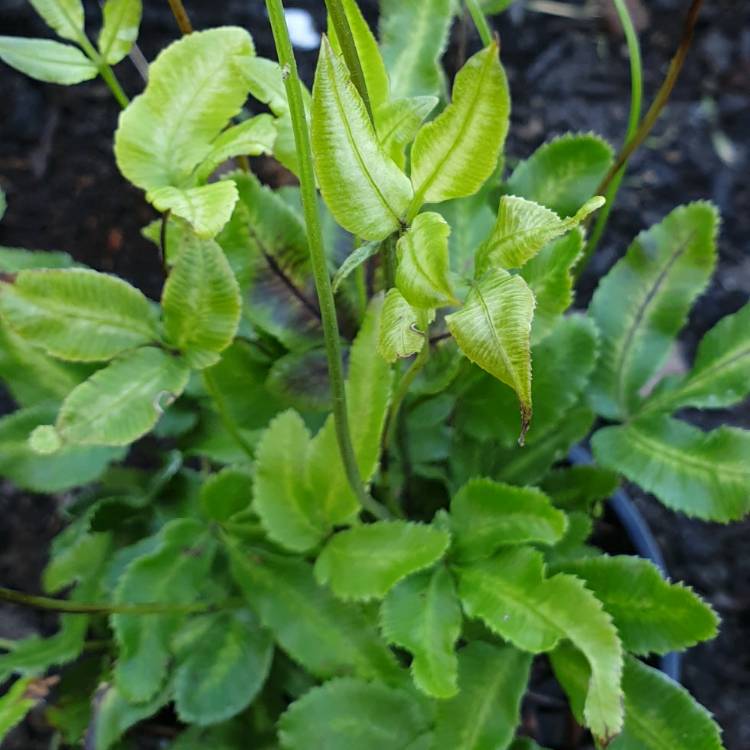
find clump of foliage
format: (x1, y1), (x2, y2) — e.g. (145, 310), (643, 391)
(0, 0), (745, 748)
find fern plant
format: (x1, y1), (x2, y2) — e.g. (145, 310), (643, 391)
(0, 0), (745, 748)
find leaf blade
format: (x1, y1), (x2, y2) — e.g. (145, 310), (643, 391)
(450, 478), (568, 560)
(378, 288), (428, 363)
(28, 0), (84, 42)
(589, 202), (719, 419)
(475, 195), (603, 275)
(458, 547), (624, 742)
(173, 610), (273, 726)
(396, 211), (458, 309)
(161, 235), (241, 368)
(379, 0), (454, 99)
(35, 347), (190, 450)
(641, 301), (750, 414)
(557, 556), (718, 655)
(149, 182), (239, 239)
(0, 405), (122, 492)
(112, 519), (216, 702)
(315, 521), (451, 600)
(253, 410), (327, 552)
(506, 132), (613, 217)
(307, 296), (393, 523)
(229, 548), (400, 682)
(311, 37), (413, 240)
(98, 0), (142, 65)
(380, 566), (462, 698)
(0, 268), (158, 362)
(0, 36), (97, 84)
(447, 269), (535, 439)
(279, 678), (432, 750)
(433, 642), (532, 750)
(114, 28), (255, 192)
(409, 43), (510, 210)
(592, 416), (750, 521)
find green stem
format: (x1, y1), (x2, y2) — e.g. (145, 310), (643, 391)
(264, 0), (389, 521)
(0, 585), (241, 616)
(53, 0), (130, 108)
(98, 62), (130, 108)
(324, 0), (374, 122)
(202, 369), (256, 461)
(383, 233), (397, 290)
(73, 30), (130, 108)
(465, 0), (493, 47)
(379, 338), (430, 516)
(383, 338), (429, 453)
(354, 262), (368, 319)
(578, 0), (642, 273)
(578, 0), (703, 277)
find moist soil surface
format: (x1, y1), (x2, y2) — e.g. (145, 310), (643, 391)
(0, 0), (748, 748)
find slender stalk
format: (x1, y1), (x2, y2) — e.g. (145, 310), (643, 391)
(379, 337), (429, 515)
(383, 338), (429, 454)
(354, 263), (368, 319)
(582, 0), (703, 272)
(264, 0), (388, 520)
(202, 370), (256, 461)
(159, 209), (171, 272)
(128, 43), (150, 82)
(166, 0), (194, 34)
(324, 0), (373, 122)
(383, 233), (397, 290)
(97, 61), (130, 108)
(76, 32), (130, 108)
(54, 0), (130, 107)
(0, 586), (241, 616)
(465, 0), (493, 47)
(578, 0), (643, 273)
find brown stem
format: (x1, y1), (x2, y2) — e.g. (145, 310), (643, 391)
(595, 0), (704, 198)
(166, 0), (194, 35)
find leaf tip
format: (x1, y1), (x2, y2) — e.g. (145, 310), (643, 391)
(518, 403), (532, 447)
(29, 425), (62, 455)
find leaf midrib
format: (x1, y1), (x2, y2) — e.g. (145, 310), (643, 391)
(388, 1), (433, 98)
(411, 48), (493, 209)
(614, 232), (695, 413)
(158, 52), (244, 185)
(60, 354), (182, 439)
(0, 40), (97, 69)
(474, 280), (524, 399)
(12, 284), (154, 340)
(251, 560), (389, 678)
(99, 0), (132, 61)
(640, 344), (750, 415)
(625, 423), (749, 481)
(457, 664), (510, 749)
(326, 53), (403, 225)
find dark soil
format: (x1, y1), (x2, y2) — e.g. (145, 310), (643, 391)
(1, 0), (748, 748)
